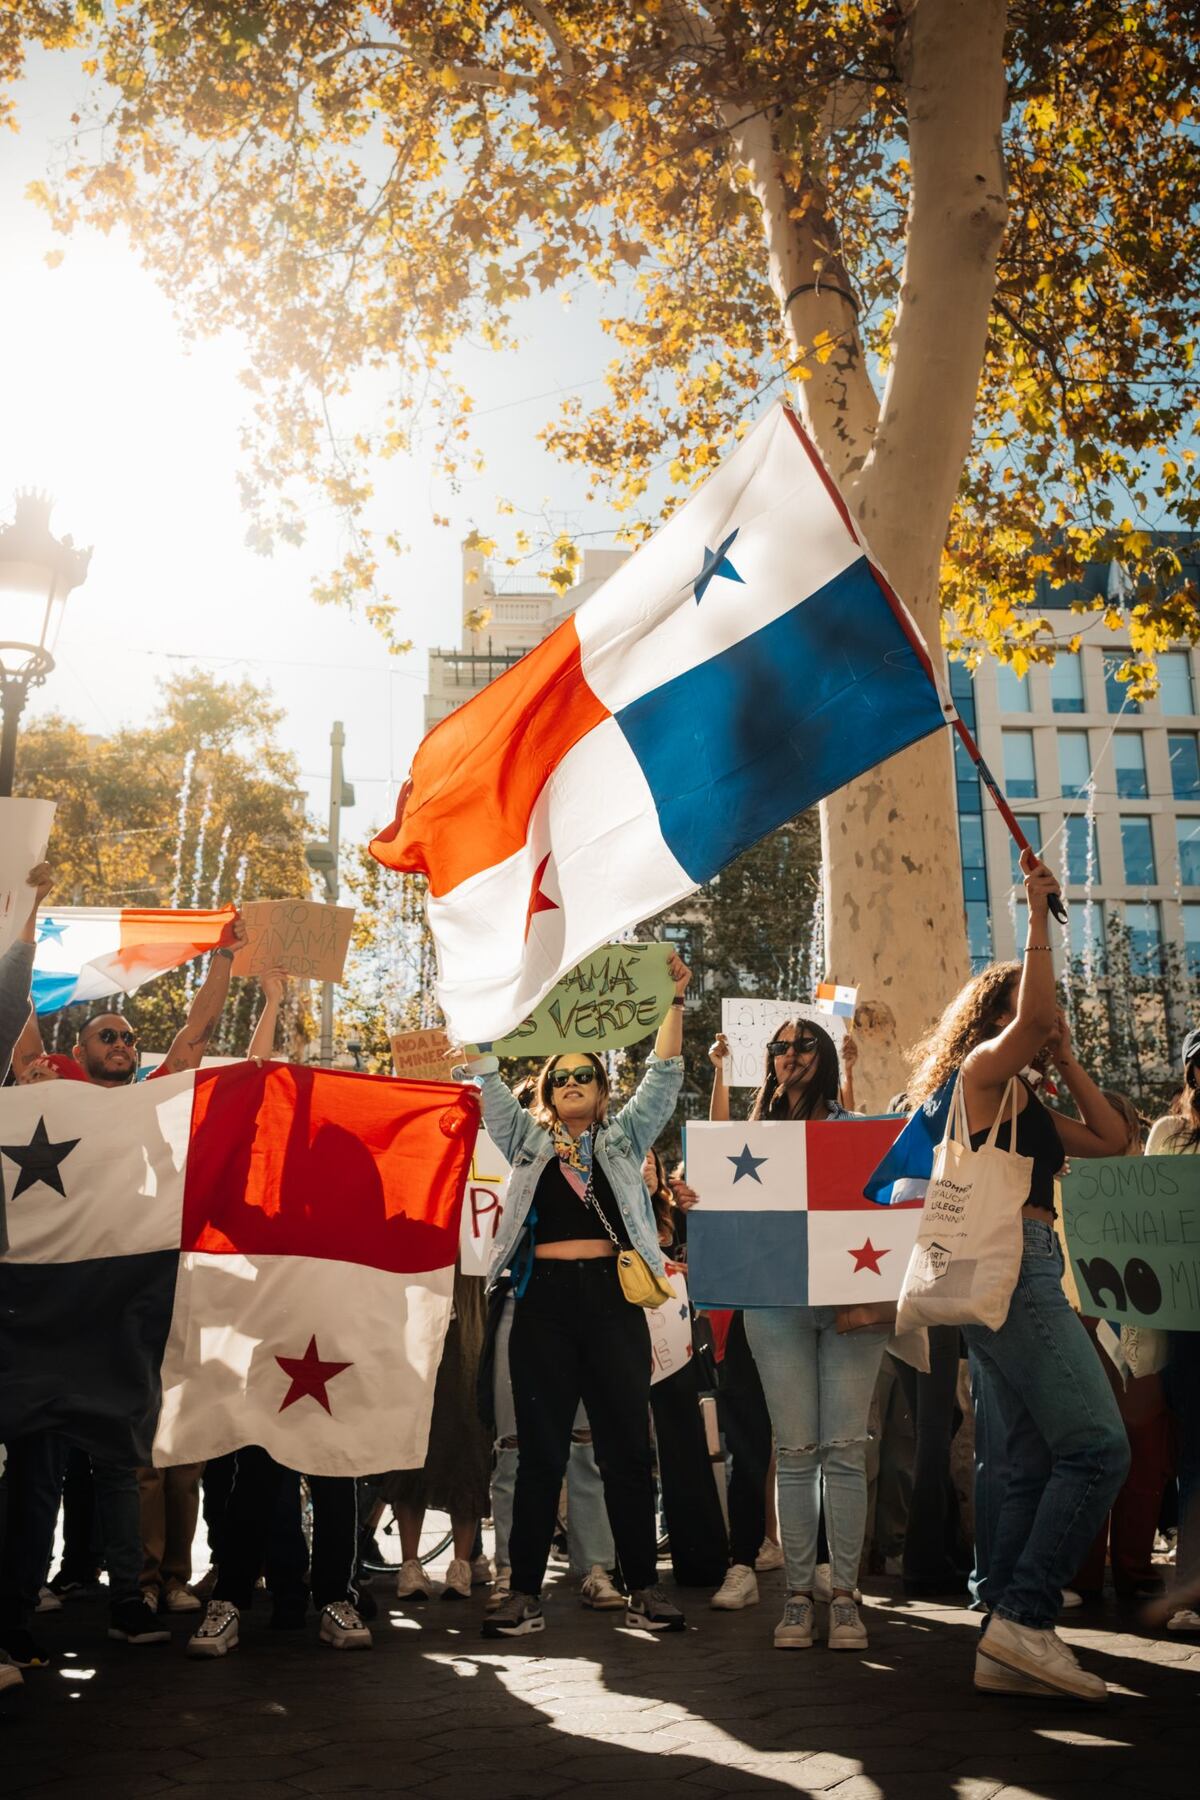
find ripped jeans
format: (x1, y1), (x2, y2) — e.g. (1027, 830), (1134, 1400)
(745, 1306), (888, 1595)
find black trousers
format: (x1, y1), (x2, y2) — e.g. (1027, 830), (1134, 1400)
(508, 1258), (656, 1597)
(894, 1326), (965, 1583)
(717, 1312), (773, 1568)
(211, 1446), (358, 1610)
(650, 1359), (729, 1586)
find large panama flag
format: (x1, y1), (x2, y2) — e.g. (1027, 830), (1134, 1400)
(0, 1063), (479, 1476)
(372, 403), (956, 1045)
(31, 904), (238, 1013)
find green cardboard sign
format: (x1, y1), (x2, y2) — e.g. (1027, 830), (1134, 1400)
(1061, 1156), (1200, 1331)
(490, 943), (675, 1056)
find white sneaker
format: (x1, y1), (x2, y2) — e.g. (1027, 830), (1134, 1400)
(318, 1600), (372, 1650)
(395, 1558), (433, 1602)
(828, 1595), (869, 1650)
(813, 1563), (833, 1604)
(470, 1555), (493, 1587)
(441, 1557), (472, 1600)
(188, 1600), (240, 1659)
(34, 1586), (62, 1614)
(773, 1593), (815, 1649)
(1060, 1588), (1084, 1610)
(979, 1614), (1106, 1701)
(710, 1564), (759, 1610)
(580, 1565), (624, 1610)
(0, 1654), (24, 1695)
(755, 1539), (785, 1572)
(485, 1568), (512, 1614)
(164, 1585), (201, 1614)
(1167, 1607), (1200, 1633)
(974, 1643), (1056, 1695)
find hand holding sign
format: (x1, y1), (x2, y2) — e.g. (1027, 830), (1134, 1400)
(230, 900), (354, 983)
(0, 799), (56, 960)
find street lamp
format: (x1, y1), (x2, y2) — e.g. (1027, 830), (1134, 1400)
(0, 491), (91, 796)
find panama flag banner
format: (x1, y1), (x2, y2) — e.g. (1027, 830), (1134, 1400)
(0, 1063), (480, 1476)
(371, 403), (955, 1046)
(684, 1118), (917, 1309)
(31, 904), (238, 1014)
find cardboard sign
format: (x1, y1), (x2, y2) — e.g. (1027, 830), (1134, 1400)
(491, 943), (675, 1056)
(230, 900), (354, 983)
(648, 1262), (693, 1386)
(458, 1128), (509, 1278)
(719, 997), (847, 1088)
(1061, 1156), (1200, 1331)
(390, 1028), (452, 1083)
(0, 798), (55, 960)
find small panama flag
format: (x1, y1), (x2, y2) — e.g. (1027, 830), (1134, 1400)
(816, 982), (858, 1020)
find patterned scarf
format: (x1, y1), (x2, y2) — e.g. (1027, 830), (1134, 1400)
(550, 1119), (594, 1203)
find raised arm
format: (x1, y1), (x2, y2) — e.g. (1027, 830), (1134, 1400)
(709, 1031), (731, 1122)
(839, 1032), (858, 1113)
(965, 852), (1061, 1096)
(652, 951), (691, 1059)
(157, 914), (247, 1076)
(247, 970), (289, 1061)
(1, 863), (53, 1080)
(1042, 1013), (1128, 1158)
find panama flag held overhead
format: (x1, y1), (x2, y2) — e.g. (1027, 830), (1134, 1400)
(32, 904), (238, 1014)
(684, 1118), (917, 1309)
(0, 1063), (479, 1476)
(371, 403), (955, 1045)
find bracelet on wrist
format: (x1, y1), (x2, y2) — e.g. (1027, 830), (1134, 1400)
(671, 996), (686, 1008)
(214, 946), (235, 962)
(1024, 944), (1053, 953)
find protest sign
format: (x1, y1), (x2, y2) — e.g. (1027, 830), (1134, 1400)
(647, 1262), (693, 1386)
(490, 943), (674, 1056)
(459, 1128), (509, 1278)
(391, 1028), (452, 1082)
(0, 798), (55, 960)
(230, 900), (354, 983)
(719, 997), (847, 1088)
(1061, 1156), (1200, 1331)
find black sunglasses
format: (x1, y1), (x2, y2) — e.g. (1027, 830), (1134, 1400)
(549, 1065), (598, 1089)
(91, 1028), (137, 1047)
(768, 1035), (820, 1058)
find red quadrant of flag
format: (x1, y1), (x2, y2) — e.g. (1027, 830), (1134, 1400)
(181, 1062), (480, 1273)
(805, 1118), (914, 1209)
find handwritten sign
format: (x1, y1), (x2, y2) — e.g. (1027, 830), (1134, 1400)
(648, 1262), (692, 1386)
(458, 1128), (509, 1278)
(719, 997), (847, 1088)
(230, 900), (354, 983)
(390, 1028), (452, 1083)
(491, 943), (674, 1056)
(1061, 1156), (1200, 1331)
(0, 798), (55, 960)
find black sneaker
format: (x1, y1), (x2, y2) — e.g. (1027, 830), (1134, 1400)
(480, 1590), (544, 1639)
(0, 1628), (51, 1668)
(627, 1586), (685, 1633)
(108, 1598), (170, 1645)
(48, 1574), (97, 1601)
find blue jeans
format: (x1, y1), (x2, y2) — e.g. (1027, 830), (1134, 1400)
(744, 1306), (887, 1594)
(967, 1343), (1009, 1608)
(964, 1220), (1129, 1630)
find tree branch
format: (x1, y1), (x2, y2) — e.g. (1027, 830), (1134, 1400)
(518, 1), (577, 76)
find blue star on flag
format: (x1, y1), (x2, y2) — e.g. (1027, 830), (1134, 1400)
(36, 917), (66, 945)
(727, 1142), (768, 1184)
(692, 528), (745, 605)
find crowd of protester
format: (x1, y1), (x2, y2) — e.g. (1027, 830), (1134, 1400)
(1, 847), (1198, 1706)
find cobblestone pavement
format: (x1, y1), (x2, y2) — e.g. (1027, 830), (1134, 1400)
(3, 1564), (1199, 1800)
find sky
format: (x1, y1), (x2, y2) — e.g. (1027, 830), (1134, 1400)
(0, 47), (652, 851)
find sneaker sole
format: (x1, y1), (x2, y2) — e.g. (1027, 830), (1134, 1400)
(481, 1616), (545, 1638)
(581, 1595), (626, 1610)
(978, 1644), (1106, 1702)
(626, 1611), (685, 1633)
(711, 1595), (759, 1610)
(773, 1633), (814, 1650)
(187, 1637), (238, 1658)
(107, 1630), (171, 1646)
(828, 1634), (869, 1651)
(974, 1657), (1059, 1696)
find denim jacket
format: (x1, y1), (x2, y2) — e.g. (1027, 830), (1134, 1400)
(459, 1053), (685, 1288)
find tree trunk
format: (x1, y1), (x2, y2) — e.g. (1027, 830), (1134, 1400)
(727, 0), (1008, 1106)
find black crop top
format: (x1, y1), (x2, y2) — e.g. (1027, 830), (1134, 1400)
(533, 1158), (631, 1248)
(969, 1079), (1065, 1212)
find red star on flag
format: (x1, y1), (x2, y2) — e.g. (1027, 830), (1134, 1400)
(524, 851), (559, 940)
(276, 1336), (353, 1414)
(848, 1238), (889, 1275)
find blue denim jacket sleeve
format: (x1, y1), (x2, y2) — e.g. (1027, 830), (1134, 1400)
(472, 1066), (547, 1167)
(611, 1053), (685, 1160)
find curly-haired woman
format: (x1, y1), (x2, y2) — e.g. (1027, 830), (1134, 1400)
(908, 850), (1129, 1701)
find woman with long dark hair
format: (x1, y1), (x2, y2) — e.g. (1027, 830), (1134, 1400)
(457, 950), (690, 1639)
(908, 850), (1128, 1700)
(707, 1017), (881, 1653)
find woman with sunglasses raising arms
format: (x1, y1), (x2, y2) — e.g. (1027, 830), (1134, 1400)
(455, 949), (691, 1641)
(707, 1018), (883, 1654)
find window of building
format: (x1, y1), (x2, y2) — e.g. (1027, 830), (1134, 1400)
(1120, 816), (1156, 886)
(966, 899), (993, 970)
(1104, 652), (1140, 715)
(949, 660), (977, 728)
(1184, 904), (1200, 980)
(959, 814), (988, 901)
(1009, 814), (1040, 884)
(1003, 730), (1037, 800)
(954, 732), (981, 814)
(1012, 899), (1028, 955)
(1114, 734), (1149, 799)
(1065, 815), (1099, 886)
(996, 663), (1031, 713)
(1169, 733), (1200, 801)
(1069, 901), (1106, 972)
(1058, 731), (1091, 800)
(1050, 654), (1085, 714)
(1178, 818), (1200, 887)
(1159, 651), (1194, 717)
(1126, 900), (1163, 975)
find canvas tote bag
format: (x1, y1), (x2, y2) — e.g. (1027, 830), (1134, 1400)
(896, 1073), (1032, 1333)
